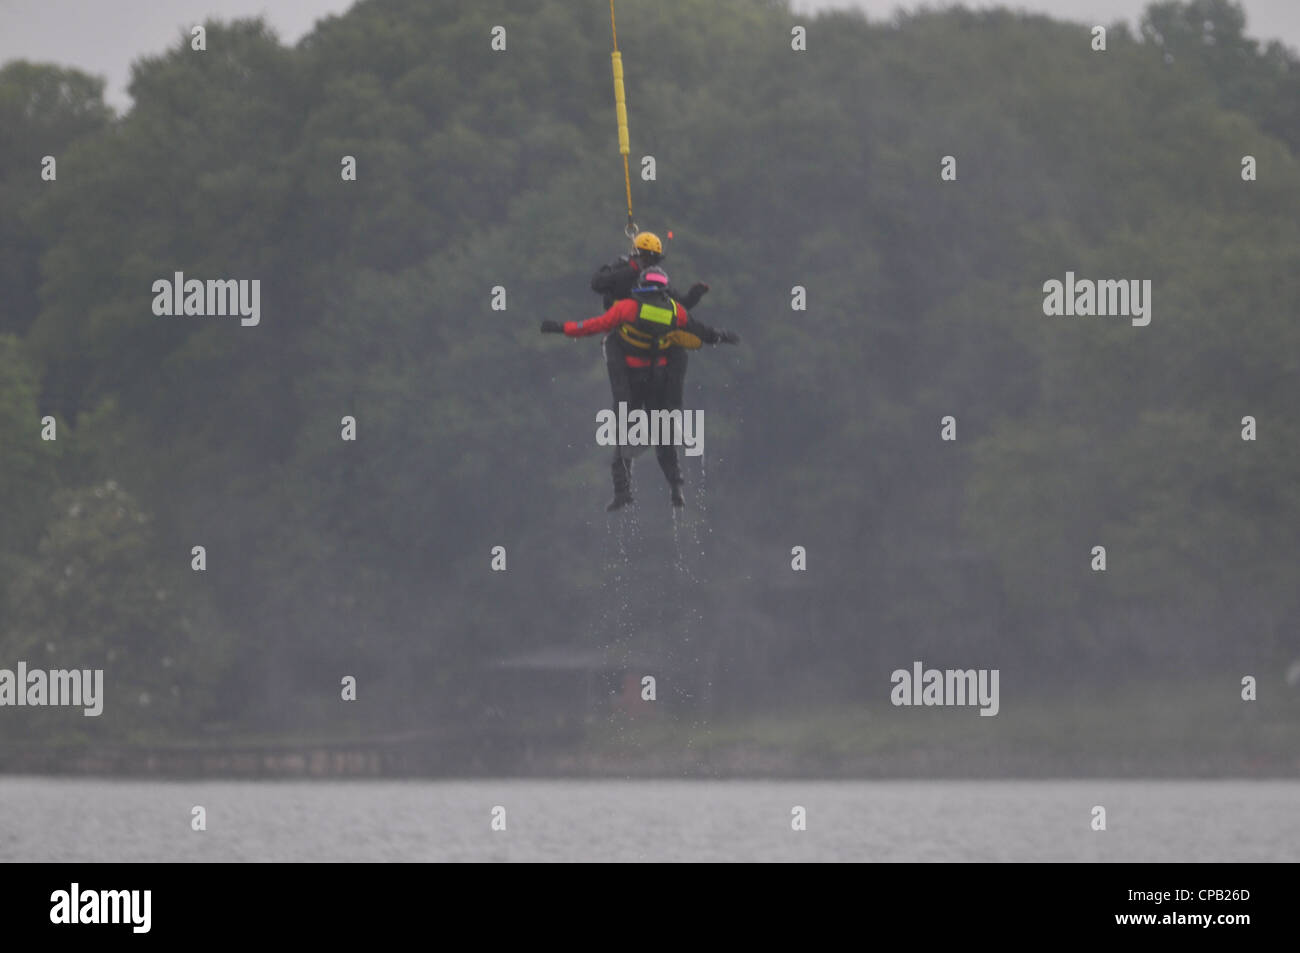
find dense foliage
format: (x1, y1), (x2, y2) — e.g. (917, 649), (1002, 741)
(1, 0), (1296, 740)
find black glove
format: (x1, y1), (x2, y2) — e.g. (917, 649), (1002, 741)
(678, 281), (710, 310)
(716, 329), (740, 345)
(540, 320), (564, 334)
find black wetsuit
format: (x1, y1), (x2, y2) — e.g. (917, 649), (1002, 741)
(591, 256), (705, 421)
(563, 292), (723, 497)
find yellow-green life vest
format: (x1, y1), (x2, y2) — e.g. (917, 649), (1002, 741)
(619, 299), (677, 350)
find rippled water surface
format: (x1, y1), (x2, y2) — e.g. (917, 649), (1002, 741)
(2, 778), (1296, 862)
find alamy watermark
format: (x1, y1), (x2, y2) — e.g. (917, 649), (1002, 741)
(1042, 271), (1151, 326)
(0, 662), (103, 716)
(890, 660), (999, 716)
(595, 402), (704, 457)
(151, 272), (260, 326)
(50, 884), (150, 933)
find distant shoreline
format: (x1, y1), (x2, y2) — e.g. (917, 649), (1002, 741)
(2, 739), (1295, 780)
(6, 684), (1296, 780)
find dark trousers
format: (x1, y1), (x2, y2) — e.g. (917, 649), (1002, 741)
(662, 344), (688, 408)
(604, 334), (684, 495)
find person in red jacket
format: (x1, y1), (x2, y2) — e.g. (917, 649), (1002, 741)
(542, 267), (739, 510)
(590, 230), (709, 420)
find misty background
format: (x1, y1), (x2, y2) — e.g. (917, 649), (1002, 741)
(0, 0), (1297, 777)
(5, 0), (1300, 109)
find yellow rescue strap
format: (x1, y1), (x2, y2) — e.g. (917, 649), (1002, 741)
(609, 0), (635, 236)
(663, 330), (703, 350)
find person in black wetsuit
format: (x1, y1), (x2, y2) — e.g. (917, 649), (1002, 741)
(590, 231), (709, 416)
(542, 266), (739, 510)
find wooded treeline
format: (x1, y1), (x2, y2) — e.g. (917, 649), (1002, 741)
(1, 0), (1296, 742)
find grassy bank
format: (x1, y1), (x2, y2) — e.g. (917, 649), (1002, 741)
(582, 680), (1300, 777)
(3, 681), (1295, 778)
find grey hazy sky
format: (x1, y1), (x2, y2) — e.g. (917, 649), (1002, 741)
(2, 0), (1298, 110)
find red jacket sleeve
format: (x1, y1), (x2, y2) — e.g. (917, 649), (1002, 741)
(564, 298), (638, 337)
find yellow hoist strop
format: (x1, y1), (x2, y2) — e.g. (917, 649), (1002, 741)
(609, 0), (636, 237)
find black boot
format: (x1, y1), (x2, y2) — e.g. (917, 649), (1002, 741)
(670, 483), (685, 508)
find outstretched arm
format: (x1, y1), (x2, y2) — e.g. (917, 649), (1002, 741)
(540, 299), (637, 337)
(675, 306), (739, 345)
(675, 282), (710, 311)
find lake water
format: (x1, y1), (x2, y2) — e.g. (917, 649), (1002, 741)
(1, 778), (1296, 862)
